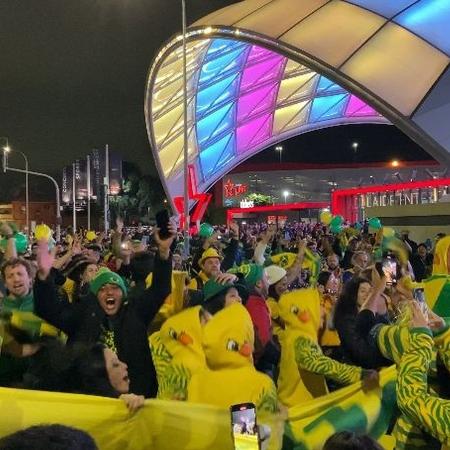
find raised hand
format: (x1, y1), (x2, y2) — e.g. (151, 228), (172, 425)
(215, 272), (238, 285)
(229, 221), (239, 238)
(116, 217), (124, 234)
(361, 369), (379, 392)
(36, 239), (56, 280)
(410, 301), (429, 329)
(154, 221), (177, 260)
(0, 222), (14, 238)
(427, 309), (445, 331)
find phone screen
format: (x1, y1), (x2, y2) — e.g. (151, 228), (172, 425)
(413, 288), (426, 303)
(382, 257), (397, 285)
(231, 403), (260, 450)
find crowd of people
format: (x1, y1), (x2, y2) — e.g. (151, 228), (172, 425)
(0, 216), (449, 449)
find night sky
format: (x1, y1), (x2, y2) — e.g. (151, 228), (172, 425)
(0, 0), (432, 200)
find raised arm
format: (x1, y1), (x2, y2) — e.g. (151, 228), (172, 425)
(33, 240), (79, 334)
(136, 224), (175, 324)
(397, 303), (450, 446)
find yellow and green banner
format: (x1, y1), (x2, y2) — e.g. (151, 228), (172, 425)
(0, 367), (396, 449)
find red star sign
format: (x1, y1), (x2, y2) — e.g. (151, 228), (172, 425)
(174, 164), (211, 234)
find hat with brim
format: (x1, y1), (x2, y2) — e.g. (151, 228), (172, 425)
(227, 263), (264, 289)
(199, 248), (223, 268)
(265, 265), (287, 286)
(203, 279), (248, 304)
(64, 255), (97, 281)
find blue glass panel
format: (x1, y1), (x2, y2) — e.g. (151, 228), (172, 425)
(199, 47), (247, 86)
(204, 39), (248, 62)
(345, 0), (417, 18)
(199, 133), (234, 179)
(196, 74), (239, 116)
(395, 0), (450, 55)
(316, 76), (346, 95)
(196, 103), (235, 146)
(214, 134), (236, 173)
(310, 94), (348, 122)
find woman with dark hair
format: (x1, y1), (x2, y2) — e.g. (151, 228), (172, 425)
(63, 256), (98, 303)
(23, 341), (144, 412)
(334, 277), (390, 369)
(202, 277), (248, 316)
(323, 431), (383, 450)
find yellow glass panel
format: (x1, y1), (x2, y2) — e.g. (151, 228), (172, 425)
(170, 135), (197, 179)
(159, 134), (184, 177)
(277, 73), (317, 105)
(284, 59), (309, 76)
(342, 23), (449, 116)
(281, 1), (385, 67)
(273, 100), (311, 134)
(152, 78), (183, 116)
(154, 103), (184, 147)
(193, 0), (273, 27)
(236, 0), (328, 38)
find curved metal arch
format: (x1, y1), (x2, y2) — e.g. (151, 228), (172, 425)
(145, 32), (389, 209)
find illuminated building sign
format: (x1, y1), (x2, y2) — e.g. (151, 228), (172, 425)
(362, 191), (420, 207)
(240, 200), (254, 209)
(224, 179), (248, 198)
(332, 179), (450, 223)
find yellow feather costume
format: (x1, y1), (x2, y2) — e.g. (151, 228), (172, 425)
(187, 303), (278, 413)
(150, 306), (206, 400)
(277, 289), (362, 408)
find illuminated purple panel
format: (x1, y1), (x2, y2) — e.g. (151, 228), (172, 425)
(237, 82), (278, 122)
(240, 54), (285, 91)
(237, 113), (272, 154)
(345, 95), (378, 117)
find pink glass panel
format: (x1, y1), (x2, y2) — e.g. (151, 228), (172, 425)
(345, 95), (378, 116)
(240, 55), (285, 91)
(247, 45), (274, 63)
(237, 82), (278, 122)
(237, 113), (272, 154)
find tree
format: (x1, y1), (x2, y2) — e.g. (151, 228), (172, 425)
(245, 192), (272, 206)
(109, 162), (165, 224)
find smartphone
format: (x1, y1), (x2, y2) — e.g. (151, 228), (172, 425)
(413, 287), (425, 303)
(141, 235), (149, 246)
(382, 256), (397, 285)
(230, 403), (260, 450)
(155, 209), (171, 239)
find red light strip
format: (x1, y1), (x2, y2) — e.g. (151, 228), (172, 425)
(227, 202), (329, 223)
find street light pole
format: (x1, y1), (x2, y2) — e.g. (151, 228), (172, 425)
(275, 145), (283, 164)
(17, 151), (29, 235)
(72, 162), (77, 232)
(87, 154), (91, 230)
(182, 0), (190, 257)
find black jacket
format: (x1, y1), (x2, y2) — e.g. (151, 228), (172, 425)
(335, 310), (390, 369)
(33, 254), (172, 398)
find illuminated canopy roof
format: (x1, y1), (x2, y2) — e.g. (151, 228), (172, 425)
(145, 0), (450, 208)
